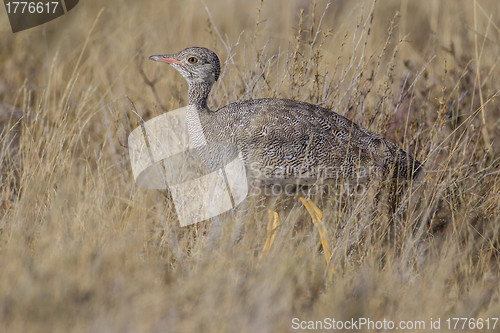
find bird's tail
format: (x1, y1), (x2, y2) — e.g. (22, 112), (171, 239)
(392, 147), (423, 181)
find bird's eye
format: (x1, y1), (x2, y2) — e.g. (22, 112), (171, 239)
(187, 57), (198, 64)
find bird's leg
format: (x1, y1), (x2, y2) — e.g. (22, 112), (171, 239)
(261, 209), (281, 255)
(298, 196), (332, 264)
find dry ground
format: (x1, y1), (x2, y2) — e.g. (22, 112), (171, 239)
(0, 0), (499, 332)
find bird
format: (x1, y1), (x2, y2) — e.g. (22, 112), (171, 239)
(149, 47), (422, 260)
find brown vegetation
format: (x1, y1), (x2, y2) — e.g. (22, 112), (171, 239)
(0, 0), (499, 331)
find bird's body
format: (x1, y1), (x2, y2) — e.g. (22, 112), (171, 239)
(195, 98), (415, 185)
(150, 47), (422, 190)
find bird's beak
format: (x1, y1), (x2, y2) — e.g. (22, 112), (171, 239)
(149, 55), (184, 66)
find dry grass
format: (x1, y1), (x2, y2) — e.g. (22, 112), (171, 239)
(1, 0), (499, 332)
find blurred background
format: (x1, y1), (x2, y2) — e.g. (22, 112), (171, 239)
(0, 0), (499, 332)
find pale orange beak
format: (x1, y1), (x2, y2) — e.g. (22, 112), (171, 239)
(149, 55), (184, 66)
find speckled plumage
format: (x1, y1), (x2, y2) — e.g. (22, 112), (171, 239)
(149, 47), (422, 187)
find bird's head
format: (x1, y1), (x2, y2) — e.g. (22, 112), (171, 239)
(149, 47), (220, 86)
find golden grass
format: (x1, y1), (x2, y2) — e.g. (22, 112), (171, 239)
(0, 0), (499, 332)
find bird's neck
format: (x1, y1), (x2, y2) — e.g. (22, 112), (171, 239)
(188, 81), (213, 111)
